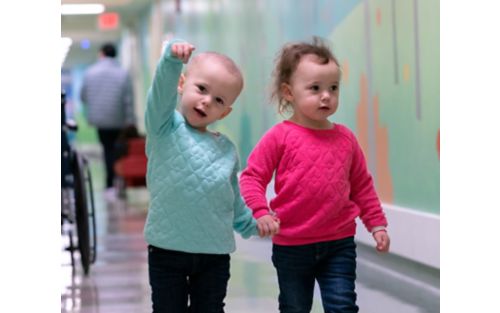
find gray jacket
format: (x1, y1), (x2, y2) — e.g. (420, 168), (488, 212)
(80, 58), (135, 128)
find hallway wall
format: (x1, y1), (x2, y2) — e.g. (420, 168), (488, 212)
(73, 0), (439, 268)
(143, 0), (440, 216)
(150, 0), (439, 268)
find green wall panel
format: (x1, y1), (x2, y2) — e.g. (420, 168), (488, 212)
(135, 0), (439, 214)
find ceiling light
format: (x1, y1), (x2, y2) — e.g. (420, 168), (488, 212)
(61, 4), (105, 15)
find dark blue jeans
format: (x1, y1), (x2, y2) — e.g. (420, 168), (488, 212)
(272, 237), (358, 313)
(148, 245), (230, 313)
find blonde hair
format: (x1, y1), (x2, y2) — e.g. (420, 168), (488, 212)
(271, 37), (340, 114)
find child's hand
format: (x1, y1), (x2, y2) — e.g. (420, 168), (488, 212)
(373, 230), (390, 253)
(257, 215), (280, 238)
(170, 42), (196, 63)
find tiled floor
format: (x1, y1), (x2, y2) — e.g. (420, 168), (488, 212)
(61, 156), (439, 313)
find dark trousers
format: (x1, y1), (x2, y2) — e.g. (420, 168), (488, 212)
(97, 128), (121, 188)
(272, 237), (358, 313)
(148, 245), (230, 313)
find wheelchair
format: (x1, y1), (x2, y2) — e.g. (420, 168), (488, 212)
(61, 90), (97, 275)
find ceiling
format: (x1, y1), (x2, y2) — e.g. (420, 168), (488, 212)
(61, 0), (154, 69)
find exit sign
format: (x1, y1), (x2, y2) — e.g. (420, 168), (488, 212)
(98, 12), (120, 30)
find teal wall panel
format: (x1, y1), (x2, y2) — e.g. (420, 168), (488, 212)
(135, 0), (439, 214)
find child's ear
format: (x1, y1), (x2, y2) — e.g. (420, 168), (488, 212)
(218, 106), (232, 120)
(281, 83), (293, 102)
(177, 73), (186, 94)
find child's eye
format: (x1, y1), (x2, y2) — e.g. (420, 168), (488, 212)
(330, 85), (338, 91)
(310, 85), (320, 91)
(215, 97), (224, 105)
(197, 85), (206, 92)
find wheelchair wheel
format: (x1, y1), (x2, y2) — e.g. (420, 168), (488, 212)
(84, 157), (97, 264)
(72, 153), (97, 275)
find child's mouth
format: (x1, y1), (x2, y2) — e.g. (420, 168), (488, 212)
(194, 107), (207, 117)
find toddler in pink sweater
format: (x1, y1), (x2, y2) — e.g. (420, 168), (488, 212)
(240, 37), (390, 313)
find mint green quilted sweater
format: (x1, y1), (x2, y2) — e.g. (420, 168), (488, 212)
(143, 41), (258, 254)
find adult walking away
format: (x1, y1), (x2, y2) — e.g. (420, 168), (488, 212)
(80, 42), (136, 200)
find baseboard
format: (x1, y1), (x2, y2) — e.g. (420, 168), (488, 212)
(356, 204), (440, 269)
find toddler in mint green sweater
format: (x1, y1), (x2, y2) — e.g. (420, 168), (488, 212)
(144, 40), (279, 312)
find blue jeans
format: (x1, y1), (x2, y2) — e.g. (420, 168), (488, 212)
(148, 245), (230, 313)
(272, 237), (358, 313)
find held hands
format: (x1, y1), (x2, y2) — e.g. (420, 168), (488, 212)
(373, 230), (390, 253)
(257, 214), (280, 238)
(170, 42), (196, 64)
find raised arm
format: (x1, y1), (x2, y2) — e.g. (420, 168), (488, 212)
(144, 40), (195, 136)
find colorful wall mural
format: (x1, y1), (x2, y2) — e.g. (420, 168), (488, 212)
(74, 0), (439, 215)
(136, 0), (439, 214)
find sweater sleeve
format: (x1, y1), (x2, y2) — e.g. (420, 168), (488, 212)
(144, 39), (184, 137)
(231, 157), (258, 238)
(240, 127), (282, 219)
(349, 134), (388, 232)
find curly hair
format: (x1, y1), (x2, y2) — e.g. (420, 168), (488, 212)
(270, 37), (340, 114)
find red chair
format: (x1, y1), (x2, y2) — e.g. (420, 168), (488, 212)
(114, 138), (147, 197)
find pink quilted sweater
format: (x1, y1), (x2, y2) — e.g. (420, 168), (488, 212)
(240, 121), (388, 245)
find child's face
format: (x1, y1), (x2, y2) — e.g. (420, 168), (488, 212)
(282, 54), (340, 129)
(178, 59), (241, 132)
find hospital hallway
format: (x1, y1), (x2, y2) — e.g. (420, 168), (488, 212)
(61, 152), (439, 313)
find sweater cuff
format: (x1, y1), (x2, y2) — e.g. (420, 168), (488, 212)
(253, 208), (271, 219)
(371, 226), (387, 234)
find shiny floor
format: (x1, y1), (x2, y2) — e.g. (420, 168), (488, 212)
(61, 154), (439, 313)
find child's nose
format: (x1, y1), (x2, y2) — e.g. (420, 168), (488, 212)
(201, 95), (212, 106)
(321, 91), (331, 101)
